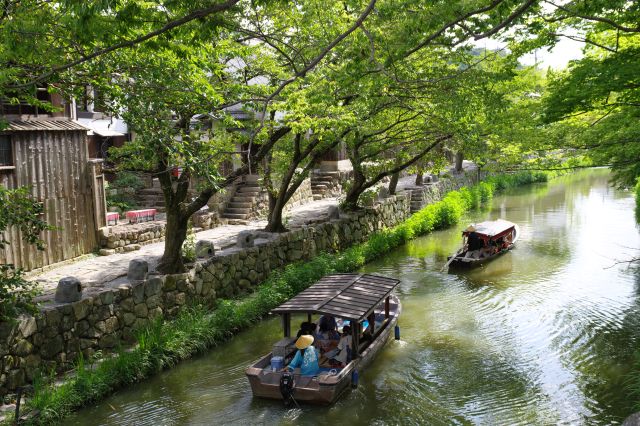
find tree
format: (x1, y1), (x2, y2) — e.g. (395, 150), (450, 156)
(1, 0), (588, 271)
(94, 0), (381, 272)
(0, 187), (52, 323)
(507, 0), (640, 186)
(0, 0), (247, 105)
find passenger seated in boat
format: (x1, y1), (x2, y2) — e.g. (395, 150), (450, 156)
(326, 325), (352, 367)
(296, 321), (317, 338)
(316, 317), (340, 356)
(286, 335), (320, 376)
(319, 315), (338, 333)
(467, 230), (483, 251)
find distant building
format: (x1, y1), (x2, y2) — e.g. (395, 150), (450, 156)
(74, 86), (130, 180)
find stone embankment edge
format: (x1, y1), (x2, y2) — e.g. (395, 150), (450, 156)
(4, 171), (552, 424)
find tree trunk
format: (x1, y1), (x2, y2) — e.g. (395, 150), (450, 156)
(157, 209), (189, 273)
(343, 168), (366, 211)
(455, 152), (464, 173)
(415, 170), (424, 186)
(388, 171), (400, 195)
(264, 196), (287, 232)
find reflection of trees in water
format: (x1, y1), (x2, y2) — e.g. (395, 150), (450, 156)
(407, 326), (557, 424)
(550, 267), (640, 423)
(453, 254), (515, 287)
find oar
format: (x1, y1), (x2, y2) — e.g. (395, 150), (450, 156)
(442, 247), (464, 271)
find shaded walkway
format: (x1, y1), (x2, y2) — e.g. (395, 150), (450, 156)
(30, 198), (340, 298)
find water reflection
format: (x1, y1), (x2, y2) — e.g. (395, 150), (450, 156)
(68, 169), (640, 425)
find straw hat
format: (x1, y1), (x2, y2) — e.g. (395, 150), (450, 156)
(295, 334), (314, 349)
(465, 225), (476, 232)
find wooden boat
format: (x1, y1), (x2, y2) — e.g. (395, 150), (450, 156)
(245, 273), (401, 405)
(446, 219), (519, 269)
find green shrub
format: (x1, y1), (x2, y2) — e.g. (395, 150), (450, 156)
(105, 172), (145, 213)
(181, 226), (196, 263)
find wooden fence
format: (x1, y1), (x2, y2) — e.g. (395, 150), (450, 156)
(0, 122), (105, 271)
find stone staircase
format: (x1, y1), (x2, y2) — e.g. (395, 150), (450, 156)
(221, 176), (262, 224)
(409, 188), (425, 213)
(310, 171), (339, 200)
(136, 179), (166, 213)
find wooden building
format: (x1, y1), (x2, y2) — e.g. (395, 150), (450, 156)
(0, 119), (107, 271)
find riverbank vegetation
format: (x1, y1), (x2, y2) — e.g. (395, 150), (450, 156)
(18, 171), (552, 425)
(0, 188), (52, 323)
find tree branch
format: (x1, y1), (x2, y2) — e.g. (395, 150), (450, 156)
(6, 0), (242, 89)
(544, 1), (640, 33)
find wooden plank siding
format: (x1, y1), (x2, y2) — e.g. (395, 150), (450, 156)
(0, 125), (99, 270)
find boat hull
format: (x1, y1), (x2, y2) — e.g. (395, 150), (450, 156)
(448, 246), (513, 269)
(448, 224), (519, 270)
(245, 295), (401, 405)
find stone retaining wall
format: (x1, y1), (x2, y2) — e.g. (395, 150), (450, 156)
(0, 172), (476, 396)
(98, 222), (166, 255)
(244, 177), (315, 220)
(284, 178), (314, 212)
(407, 171), (481, 212)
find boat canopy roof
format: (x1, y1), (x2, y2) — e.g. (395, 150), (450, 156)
(271, 273), (400, 322)
(464, 219), (516, 239)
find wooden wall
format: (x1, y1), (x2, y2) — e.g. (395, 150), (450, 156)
(0, 130), (99, 270)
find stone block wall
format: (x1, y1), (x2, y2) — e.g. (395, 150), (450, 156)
(407, 172), (477, 212)
(0, 172), (476, 396)
(98, 222), (166, 255)
(237, 177), (315, 221)
(194, 193), (411, 299)
(283, 178), (314, 212)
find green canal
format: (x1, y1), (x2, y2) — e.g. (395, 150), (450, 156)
(68, 169), (640, 425)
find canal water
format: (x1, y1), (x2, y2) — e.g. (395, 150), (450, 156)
(68, 169), (640, 425)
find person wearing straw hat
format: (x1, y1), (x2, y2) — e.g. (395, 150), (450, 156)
(286, 334), (320, 376)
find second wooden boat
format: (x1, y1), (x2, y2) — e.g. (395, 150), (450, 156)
(446, 219), (519, 269)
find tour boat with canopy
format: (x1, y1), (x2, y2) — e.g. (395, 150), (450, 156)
(445, 219), (519, 269)
(245, 273), (401, 405)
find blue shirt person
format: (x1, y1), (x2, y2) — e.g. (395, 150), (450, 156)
(287, 334), (320, 376)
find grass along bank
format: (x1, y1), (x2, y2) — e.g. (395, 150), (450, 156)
(15, 171), (551, 425)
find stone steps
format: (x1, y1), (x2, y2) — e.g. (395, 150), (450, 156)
(225, 207), (249, 214)
(222, 212), (249, 220)
(227, 218), (249, 225)
(410, 189), (425, 212)
(231, 195), (256, 203)
(228, 201), (252, 208)
(237, 186), (260, 194)
(310, 171), (338, 198)
(138, 188), (162, 196)
(221, 179), (265, 223)
(135, 190), (166, 212)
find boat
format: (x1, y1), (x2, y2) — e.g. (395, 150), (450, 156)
(445, 219), (519, 269)
(245, 273), (401, 405)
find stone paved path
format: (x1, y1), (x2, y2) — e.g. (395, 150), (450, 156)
(29, 198), (340, 297)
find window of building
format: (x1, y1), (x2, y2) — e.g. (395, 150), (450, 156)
(0, 87), (50, 116)
(0, 134), (13, 167)
(93, 88), (107, 112)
